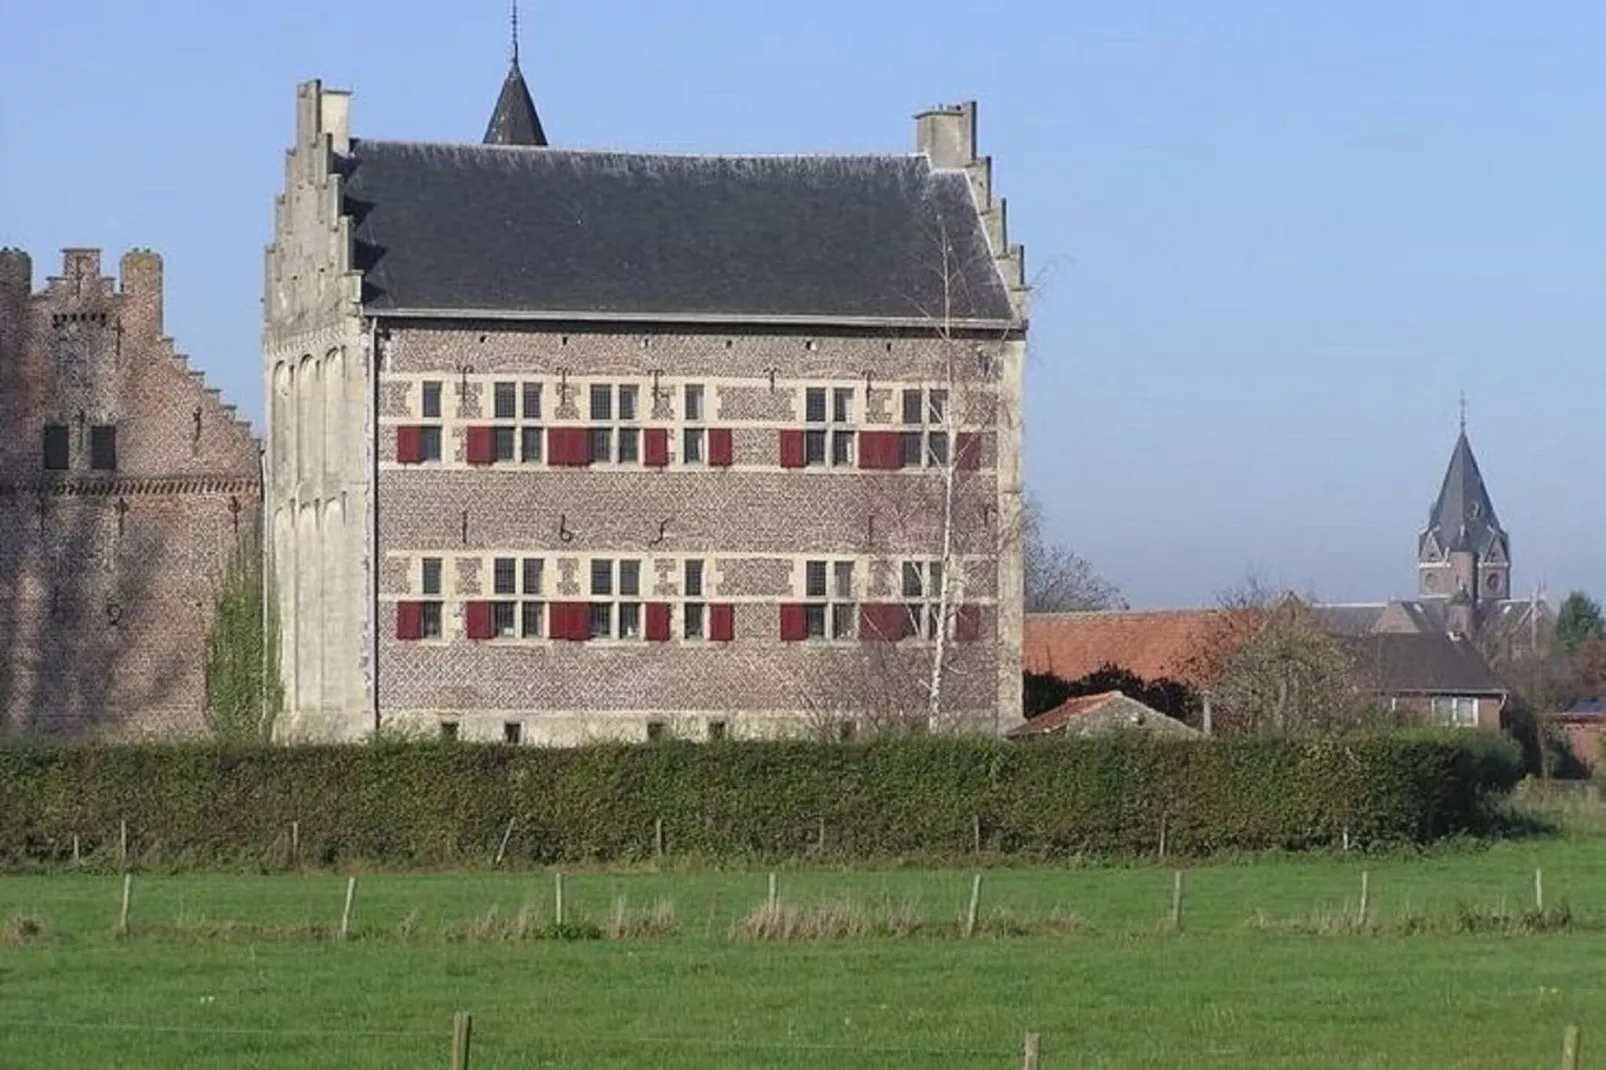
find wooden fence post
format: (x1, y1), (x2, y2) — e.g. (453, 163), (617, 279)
(1170, 870), (1185, 931)
(117, 873), (133, 936)
(1158, 814), (1168, 860)
(965, 873), (983, 939)
(1562, 1024), (1579, 1070)
(1358, 870), (1370, 926)
(291, 821), (300, 866)
(1535, 867), (1545, 913)
(495, 818), (516, 866)
(119, 820), (128, 866)
(767, 872), (778, 911)
(555, 872), (565, 926)
(655, 817), (665, 860)
(340, 876), (358, 940)
(72, 834), (81, 865)
(451, 1011), (473, 1070)
(816, 816), (826, 855)
(972, 814), (982, 856)
(1022, 1031), (1041, 1070)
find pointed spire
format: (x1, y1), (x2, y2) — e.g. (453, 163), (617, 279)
(484, 1), (548, 147)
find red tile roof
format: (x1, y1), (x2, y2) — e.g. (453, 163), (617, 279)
(1024, 609), (1262, 688)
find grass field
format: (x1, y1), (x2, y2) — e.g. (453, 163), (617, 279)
(4, 819), (1606, 1068)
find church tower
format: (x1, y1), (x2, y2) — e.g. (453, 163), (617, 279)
(1417, 415), (1510, 611)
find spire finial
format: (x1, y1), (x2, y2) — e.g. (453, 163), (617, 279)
(511, 0), (520, 65)
(1458, 390), (1467, 434)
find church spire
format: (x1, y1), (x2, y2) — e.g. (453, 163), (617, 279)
(1417, 410), (1511, 603)
(483, 1), (548, 147)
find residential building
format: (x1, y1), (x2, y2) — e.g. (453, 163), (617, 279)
(264, 55), (1028, 742)
(0, 247), (260, 736)
(1340, 632), (1509, 730)
(1008, 690), (1200, 740)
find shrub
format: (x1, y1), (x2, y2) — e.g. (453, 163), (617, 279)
(0, 734), (1522, 870)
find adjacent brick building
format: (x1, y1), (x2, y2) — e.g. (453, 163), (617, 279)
(0, 248), (261, 736)
(264, 61), (1029, 743)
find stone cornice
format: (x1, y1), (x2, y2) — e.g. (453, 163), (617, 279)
(0, 476), (262, 498)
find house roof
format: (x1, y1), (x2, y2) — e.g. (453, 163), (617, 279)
(341, 140), (1018, 325)
(1024, 610), (1246, 688)
(1008, 690), (1201, 739)
(1339, 632), (1507, 696)
(1561, 697), (1603, 719)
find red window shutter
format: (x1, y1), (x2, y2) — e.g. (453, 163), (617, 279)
(859, 431), (903, 471)
(955, 432), (982, 471)
(464, 601), (495, 640)
(645, 602), (672, 641)
(465, 426), (495, 466)
(644, 427), (670, 468)
(396, 426), (422, 464)
(709, 603), (735, 642)
(860, 603), (907, 642)
(708, 428), (734, 467)
(954, 605), (982, 643)
(778, 603), (808, 642)
(778, 429), (806, 469)
(553, 602), (590, 641)
(549, 428), (592, 468)
(395, 601), (423, 640)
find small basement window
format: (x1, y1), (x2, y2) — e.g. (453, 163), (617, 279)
(42, 424), (69, 471)
(439, 721), (460, 742)
(503, 722), (523, 745)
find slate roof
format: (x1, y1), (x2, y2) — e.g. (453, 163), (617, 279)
(1009, 690), (1201, 739)
(1339, 632), (1507, 696)
(1024, 610), (1250, 688)
(341, 140), (1018, 324)
(1419, 431), (1508, 559)
(483, 62), (547, 147)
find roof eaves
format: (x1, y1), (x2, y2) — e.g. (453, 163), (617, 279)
(365, 306), (1025, 332)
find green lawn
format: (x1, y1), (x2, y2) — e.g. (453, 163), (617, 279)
(3, 832), (1604, 1068)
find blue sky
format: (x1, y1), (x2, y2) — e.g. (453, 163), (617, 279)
(3, 1), (1601, 609)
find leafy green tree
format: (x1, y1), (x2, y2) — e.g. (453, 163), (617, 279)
(203, 545), (283, 742)
(1555, 591), (1605, 653)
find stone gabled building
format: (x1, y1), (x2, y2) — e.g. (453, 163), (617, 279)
(264, 54), (1029, 742)
(0, 248), (261, 736)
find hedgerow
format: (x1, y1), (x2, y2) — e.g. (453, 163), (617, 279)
(0, 733), (1522, 870)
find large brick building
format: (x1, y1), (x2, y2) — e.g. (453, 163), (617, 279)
(0, 248), (261, 736)
(264, 60), (1028, 743)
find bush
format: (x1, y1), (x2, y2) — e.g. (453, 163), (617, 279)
(0, 734), (1522, 870)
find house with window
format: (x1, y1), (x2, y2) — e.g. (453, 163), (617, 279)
(1338, 631), (1509, 729)
(0, 247), (260, 735)
(263, 46), (1028, 742)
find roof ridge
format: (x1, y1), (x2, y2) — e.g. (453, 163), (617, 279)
(353, 138), (921, 163)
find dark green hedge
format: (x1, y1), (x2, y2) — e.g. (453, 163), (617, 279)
(0, 733), (1522, 869)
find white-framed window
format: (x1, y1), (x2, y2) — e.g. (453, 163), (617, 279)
(588, 382), (642, 464)
(804, 385), (855, 467)
(683, 558), (706, 638)
(804, 559), (856, 639)
(481, 556), (545, 640)
(900, 387), (950, 467)
(1430, 695), (1479, 728)
(900, 560), (948, 639)
(590, 558), (643, 639)
(419, 557), (444, 638)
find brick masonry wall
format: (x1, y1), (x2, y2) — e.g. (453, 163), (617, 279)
(374, 323), (1019, 739)
(0, 249), (262, 737)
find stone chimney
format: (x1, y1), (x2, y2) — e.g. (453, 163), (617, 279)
(915, 101), (977, 170)
(119, 249), (164, 337)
